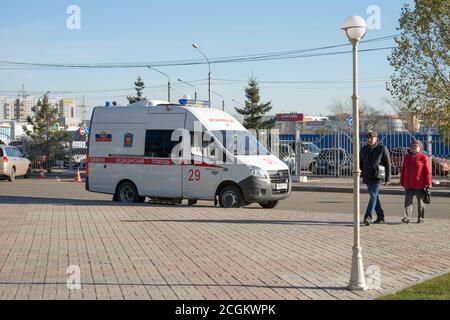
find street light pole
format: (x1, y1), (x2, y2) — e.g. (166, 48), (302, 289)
(232, 99), (244, 107)
(192, 44), (211, 106)
(212, 91), (225, 111)
(342, 16), (368, 291)
(177, 78), (197, 101)
(147, 66), (171, 102)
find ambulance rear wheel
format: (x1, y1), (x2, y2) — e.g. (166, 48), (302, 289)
(219, 186), (243, 208)
(116, 182), (141, 203)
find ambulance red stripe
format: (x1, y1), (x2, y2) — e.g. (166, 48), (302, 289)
(88, 156), (223, 168)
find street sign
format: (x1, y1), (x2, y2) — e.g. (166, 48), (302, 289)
(52, 123), (60, 131)
(79, 127), (86, 136)
(347, 116), (353, 126)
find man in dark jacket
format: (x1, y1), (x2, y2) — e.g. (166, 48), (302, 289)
(360, 131), (391, 226)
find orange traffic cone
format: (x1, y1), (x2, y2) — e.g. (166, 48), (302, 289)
(74, 168), (82, 183)
(38, 165), (45, 179)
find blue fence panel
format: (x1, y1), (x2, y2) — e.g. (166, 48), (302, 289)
(280, 133), (450, 157)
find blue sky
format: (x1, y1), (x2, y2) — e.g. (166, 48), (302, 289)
(0, 0), (413, 117)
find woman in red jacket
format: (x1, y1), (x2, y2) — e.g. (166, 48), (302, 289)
(400, 140), (432, 224)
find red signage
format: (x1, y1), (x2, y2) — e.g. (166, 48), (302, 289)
(276, 113), (304, 122)
(79, 127), (86, 136)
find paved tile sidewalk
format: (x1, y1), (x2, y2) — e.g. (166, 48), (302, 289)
(0, 200), (449, 300)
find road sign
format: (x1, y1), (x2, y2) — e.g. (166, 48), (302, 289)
(79, 127), (86, 136)
(52, 123), (60, 131)
(347, 116), (353, 126)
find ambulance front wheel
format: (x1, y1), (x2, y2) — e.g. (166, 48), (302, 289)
(219, 185), (243, 208)
(116, 181), (145, 203)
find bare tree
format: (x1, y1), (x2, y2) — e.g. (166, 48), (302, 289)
(328, 99), (382, 131)
(383, 98), (418, 132)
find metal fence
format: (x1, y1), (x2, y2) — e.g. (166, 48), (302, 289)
(10, 131), (88, 172)
(279, 130), (450, 180)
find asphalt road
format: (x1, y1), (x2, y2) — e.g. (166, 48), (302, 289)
(1, 177), (449, 220)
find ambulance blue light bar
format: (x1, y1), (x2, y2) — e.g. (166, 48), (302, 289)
(178, 99), (211, 107)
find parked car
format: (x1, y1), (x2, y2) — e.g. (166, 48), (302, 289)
(302, 142), (321, 157)
(277, 142), (320, 175)
(389, 147), (449, 177)
(389, 147), (409, 175)
(278, 143), (296, 175)
(0, 145), (32, 181)
(312, 148), (353, 176)
(423, 151), (450, 177)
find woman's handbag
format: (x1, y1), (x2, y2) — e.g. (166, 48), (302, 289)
(424, 187), (431, 204)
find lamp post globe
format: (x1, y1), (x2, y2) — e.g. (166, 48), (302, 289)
(342, 16), (367, 42)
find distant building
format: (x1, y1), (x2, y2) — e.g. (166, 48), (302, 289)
(0, 121), (33, 141)
(275, 113), (331, 134)
(58, 99), (77, 119)
(0, 95), (82, 129)
(58, 116), (81, 130)
(0, 123), (10, 144)
(0, 96), (14, 121)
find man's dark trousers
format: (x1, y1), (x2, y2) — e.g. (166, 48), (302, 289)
(365, 181), (384, 220)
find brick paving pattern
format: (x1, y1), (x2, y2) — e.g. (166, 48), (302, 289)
(0, 199), (449, 300)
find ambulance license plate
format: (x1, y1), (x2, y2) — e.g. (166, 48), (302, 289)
(276, 183), (288, 190)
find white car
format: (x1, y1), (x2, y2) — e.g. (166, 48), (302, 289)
(0, 145), (32, 181)
(278, 142), (320, 175)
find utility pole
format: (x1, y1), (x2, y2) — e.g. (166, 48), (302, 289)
(80, 95), (87, 122)
(17, 84), (30, 121)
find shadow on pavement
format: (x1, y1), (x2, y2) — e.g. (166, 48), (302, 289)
(121, 219), (354, 227)
(0, 280), (349, 291)
(0, 195), (217, 208)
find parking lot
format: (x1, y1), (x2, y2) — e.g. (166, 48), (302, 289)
(0, 178), (450, 300)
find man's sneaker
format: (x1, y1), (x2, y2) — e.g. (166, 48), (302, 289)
(363, 217), (371, 226)
(417, 219), (425, 224)
(373, 217), (385, 224)
(402, 218), (410, 224)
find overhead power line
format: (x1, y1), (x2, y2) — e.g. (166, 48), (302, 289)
(0, 35), (397, 70)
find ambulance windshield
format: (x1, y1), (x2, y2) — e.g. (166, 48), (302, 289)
(211, 130), (269, 156)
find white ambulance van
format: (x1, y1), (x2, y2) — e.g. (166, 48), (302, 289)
(86, 99), (291, 208)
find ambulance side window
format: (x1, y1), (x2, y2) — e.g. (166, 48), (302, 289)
(145, 130), (178, 158)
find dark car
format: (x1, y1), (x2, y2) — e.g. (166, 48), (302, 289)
(389, 147), (449, 177)
(312, 148), (353, 176)
(389, 147), (409, 175)
(423, 151), (450, 177)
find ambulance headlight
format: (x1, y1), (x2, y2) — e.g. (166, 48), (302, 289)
(249, 165), (268, 179)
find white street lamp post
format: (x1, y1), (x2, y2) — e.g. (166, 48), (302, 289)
(147, 66), (171, 103)
(232, 99), (244, 107)
(342, 15), (368, 291)
(212, 91), (225, 111)
(178, 78), (197, 101)
(192, 43), (211, 106)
